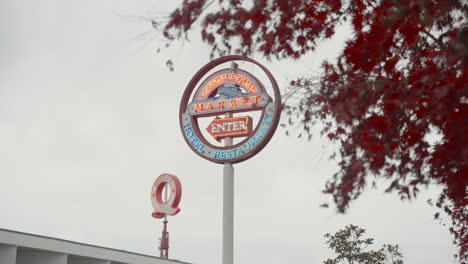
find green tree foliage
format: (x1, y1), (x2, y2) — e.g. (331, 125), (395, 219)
(323, 225), (404, 264)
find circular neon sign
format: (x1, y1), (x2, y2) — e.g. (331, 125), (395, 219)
(179, 56), (281, 164)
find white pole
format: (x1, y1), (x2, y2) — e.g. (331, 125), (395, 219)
(222, 62), (237, 264)
(223, 112), (234, 264)
(223, 162), (234, 264)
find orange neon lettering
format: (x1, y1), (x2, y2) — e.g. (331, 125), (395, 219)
(201, 87), (209, 97)
(242, 97), (249, 106)
(195, 104), (204, 112)
(206, 102), (213, 110)
(237, 76), (256, 93)
(252, 95), (260, 105)
(248, 85), (257, 93)
(200, 72), (258, 99)
(230, 99), (237, 107)
(218, 101), (225, 109)
(237, 77), (245, 87)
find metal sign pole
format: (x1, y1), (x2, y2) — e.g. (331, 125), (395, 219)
(222, 62), (237, 264)
(163, 184), (169, 258)
(223, 162), (234, 264)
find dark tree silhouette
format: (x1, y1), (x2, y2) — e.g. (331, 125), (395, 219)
(153, 1), (468, 261)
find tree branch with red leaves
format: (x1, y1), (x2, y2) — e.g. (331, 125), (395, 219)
(155, 0), (468, 261)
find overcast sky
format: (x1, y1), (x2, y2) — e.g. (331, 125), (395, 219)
(0, 1), (458, 264)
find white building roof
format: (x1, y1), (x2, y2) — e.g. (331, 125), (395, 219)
(0, 228), (190, 264)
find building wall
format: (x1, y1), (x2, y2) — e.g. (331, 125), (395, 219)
(16, 248), (67, 264)
(68, 255), (111, 264)
(0, 229), (189, 264)
(0, 244), (17, 264)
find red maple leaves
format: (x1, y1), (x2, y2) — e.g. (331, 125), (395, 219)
(158, 0), (468, 261)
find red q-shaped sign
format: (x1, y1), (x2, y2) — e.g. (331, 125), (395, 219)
(151, 173), (182, 219)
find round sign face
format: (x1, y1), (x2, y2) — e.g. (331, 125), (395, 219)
(180, 56), (281, 164)
(150, 173), (182, 219)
